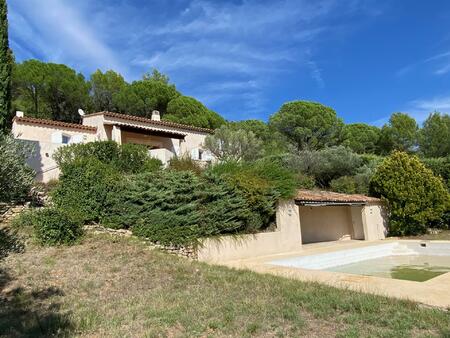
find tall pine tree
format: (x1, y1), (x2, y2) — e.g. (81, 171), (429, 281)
(0, 0), (11, 130)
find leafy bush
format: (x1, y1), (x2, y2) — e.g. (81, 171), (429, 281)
(13, 208), (83, 246)
(54, 141), (162, 174)
(0, 133), (35, 203)
(206, 160), (297, 231)
(297, 146), (363, 187)
(118, 143), (162, 173)
(296, 173), (316, 190)
(421, 156), (450, 190)
(330, 176), (358, 194)
(52, 158), (122, 223)
(168, 155), (204, 175)
(32, 208), (83, 246)
(370, 151), (450, 235)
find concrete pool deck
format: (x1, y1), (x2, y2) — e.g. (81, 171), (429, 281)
(217, 239), (450, 308)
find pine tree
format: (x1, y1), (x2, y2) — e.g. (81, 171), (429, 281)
(0, 0), (11, 130)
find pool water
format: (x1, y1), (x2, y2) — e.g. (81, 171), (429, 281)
(269, 242), (450, 282)
(326, 255), (450, 282)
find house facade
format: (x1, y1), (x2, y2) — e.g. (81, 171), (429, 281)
(12, 110), (213, 182)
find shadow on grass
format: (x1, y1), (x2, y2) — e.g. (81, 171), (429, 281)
(0, 267), (74, 337)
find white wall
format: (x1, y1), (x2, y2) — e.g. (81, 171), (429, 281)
(12, 122), (96, 182)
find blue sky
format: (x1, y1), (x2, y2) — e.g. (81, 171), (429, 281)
(8, 0), (450, 125)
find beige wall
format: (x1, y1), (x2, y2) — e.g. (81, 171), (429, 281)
(350, 206), (365, 240)
(197, 200), (302, 262)
(299, 206), (354, 244)
(362, 204), (387, 240)
(12, 122), (97, 182)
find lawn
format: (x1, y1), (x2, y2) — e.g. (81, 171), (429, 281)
(1, 233), (449, 338)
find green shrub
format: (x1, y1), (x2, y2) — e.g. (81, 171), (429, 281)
(0, 133), (35, 203)
(370, 151), (450, 235)
(103, 170), (259, 246)
(296, 173), (316, 189)
(54, 141), (120, 167)
(32, 208), (83, 246)
(52, 158), (122, 223)
(200, 171), (253, 235)
(10, 209), (36, 229)
(53, 141), (162, 174)
(330, 176), (358, 194)
(168, 155), (204, 175)
(421, 156), (450, 190)
(118, 143), (162, 173)
(206, 160), (297, 231)
(109, 171), (203, 245)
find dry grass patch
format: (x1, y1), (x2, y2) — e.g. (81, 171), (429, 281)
(1, 233), (449, 337)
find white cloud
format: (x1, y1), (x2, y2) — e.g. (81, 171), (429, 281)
(396, 50), (450, 77)
(9, 0), (125, 75)
(373, 95), (450, 126)
(8, 0), (380, 119)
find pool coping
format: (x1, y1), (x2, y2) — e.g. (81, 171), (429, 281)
(218, 239), (450, 308)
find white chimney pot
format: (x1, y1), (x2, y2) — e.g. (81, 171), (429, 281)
(16, 111), (24, 117)
(151, 110), (161, 121)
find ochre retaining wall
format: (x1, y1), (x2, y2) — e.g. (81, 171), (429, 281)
(197, 200), (302, 262)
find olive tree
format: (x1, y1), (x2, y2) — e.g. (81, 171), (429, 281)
(204, 125), (263, 162)
(0, 133), (35, 203)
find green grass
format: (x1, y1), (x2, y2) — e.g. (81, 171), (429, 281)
(1, 233), (449, 337)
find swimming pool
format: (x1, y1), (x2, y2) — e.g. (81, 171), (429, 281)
(270, 242), (450, 282)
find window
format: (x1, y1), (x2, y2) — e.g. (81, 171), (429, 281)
(198, 149), (203, 161)
(62, 135), (71, 144)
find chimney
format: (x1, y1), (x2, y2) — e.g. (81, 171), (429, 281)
(151, 110), (161, 121)
(16, 111), (24, 118)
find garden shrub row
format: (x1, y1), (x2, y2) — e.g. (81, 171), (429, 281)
(50, 141), (297, 246)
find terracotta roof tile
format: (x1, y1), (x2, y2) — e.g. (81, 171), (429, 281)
(295, 190), (381, 204)
(13, 116), (97, 132)
(83, 111), (214, 134)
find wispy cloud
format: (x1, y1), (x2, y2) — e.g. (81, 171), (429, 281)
(9, 0), (380, 120)
(9, 0), (125, 76)
(396, 50), (450, 77)
(129, 0), (375, 117)
(373, 94), (450, 126)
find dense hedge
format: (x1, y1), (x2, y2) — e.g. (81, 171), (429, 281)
(51, 141), (297, 246)
(103, 170), (253, 246)
(12, 208), (83, 246)
(52, 157), (122, 223)
(52, 142), (162, 224)
(370, 151), (449, 235)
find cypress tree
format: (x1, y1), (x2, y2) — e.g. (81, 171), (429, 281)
(0, 0), (11, 130)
